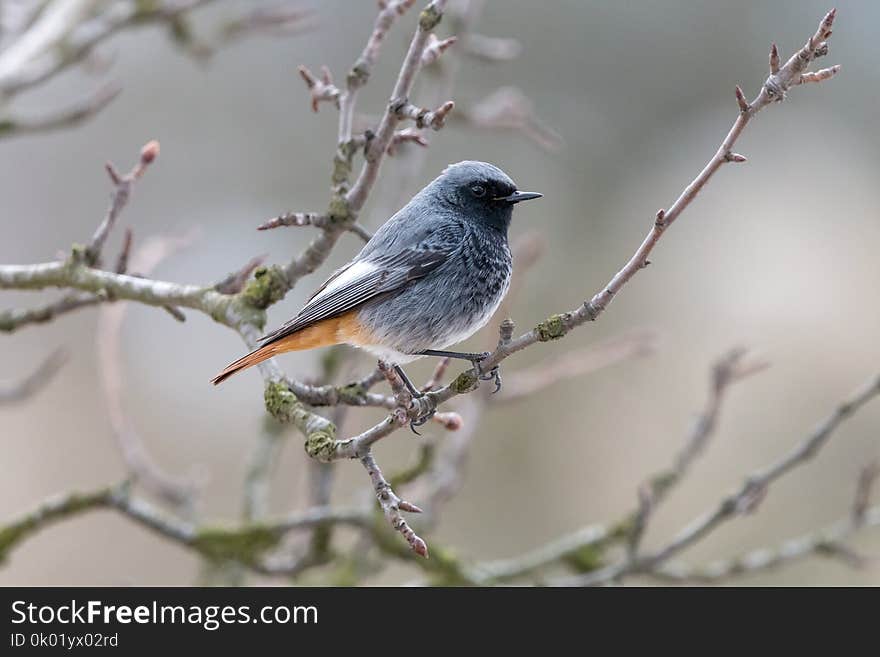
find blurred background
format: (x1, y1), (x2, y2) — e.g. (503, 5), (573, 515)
(1, 0), (878, 585)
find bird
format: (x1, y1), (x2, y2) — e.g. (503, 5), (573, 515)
(212, 161), (542, 426)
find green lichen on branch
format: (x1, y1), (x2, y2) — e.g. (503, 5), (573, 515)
(419, 5), (443, 31)
(535, 313), (569, 341)
(264, 381), (300, 423)
(563, 544), (606, 573)
(331, 141), (359, 192)
(240, 265), (288, 310)
(133, 0), (162, 20)
(0, 489), (111, 563)
(191, 525), (282, 565)
(326, 194), (354, 225)
(263, 382), (338, 461)
(208, 294), (267, 331)
(336, 382), (367, 405)
(304, 429), (338, 462)
(648, 471), (678, 499)
(347, 62), (370, 89)
(609, 512), (638, 542)
(451, 369), (478, 394)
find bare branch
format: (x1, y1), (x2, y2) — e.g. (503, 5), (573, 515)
(345, 0), (450, 212)
(0, 293), (103, 332)
(560, 372), (880, 586)
(422, 9), (841, 411)
(297, 64), (340, 113)
(361, 451), (428, 558)
(387, 127), (429, 155)
(214, 255), (267, 295)
(0, 0), (97, 86)
(0, 262), (230, 318)
(394, 98), (455, 130)
(219, 5), (315, 45)
(496, 330), (657, 403)
(653, 506), (880, 584)
(769, 42), (780, 75)
(88, 140), (160, 265)
(475, 524), (613, 584)
(97, 234), (199, 508)
(420, 33), (457, 66)
(0, 83), (120, 139)
(462, 86), (563, 151)
(0, 482), (370, 571)
(0, 1), (216, 96)
(795, 65), (841, 86)
(853, 462), (879, 526)
(338, 0), (418, 144)
(257, 211), (326, 231)
(626, 348), (768, 557)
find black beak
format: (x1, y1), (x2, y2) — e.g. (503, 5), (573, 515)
(496, 190), (543, 204)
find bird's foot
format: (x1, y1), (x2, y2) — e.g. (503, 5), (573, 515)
(409, 406), (436, 435)
(408, 392), (437, 435)
(471, 352), (502, 394)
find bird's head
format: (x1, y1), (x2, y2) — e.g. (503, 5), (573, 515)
(426, 161), (542, 233)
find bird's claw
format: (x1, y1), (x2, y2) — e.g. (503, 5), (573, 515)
(409, 407), (436, 435)
(481, 365), (502, 393)
(471, 352), (502, 394)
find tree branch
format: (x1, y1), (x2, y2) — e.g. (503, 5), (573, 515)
(626, 348), (769, 556)
(559, 372), (880, 586)
(0, 348), (67, 404)
(404, 8), (841, 418)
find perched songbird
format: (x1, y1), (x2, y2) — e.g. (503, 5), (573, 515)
(212, 161), (542, 424)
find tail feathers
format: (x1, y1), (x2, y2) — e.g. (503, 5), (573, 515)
(211, 315), (352, 385)
(211, 341), (282, 385)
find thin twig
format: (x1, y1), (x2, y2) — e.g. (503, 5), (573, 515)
(652, 506), (880, 584)
(0, 348), (68, 404)
(0, 83), (121, 140)
(97, 233), (199, 509)
(360, 451), (428, 557)
(626, 348), (768, 556)
(560, 372), (880, 586)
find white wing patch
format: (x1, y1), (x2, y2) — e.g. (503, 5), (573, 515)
(310, 261), (378, 305)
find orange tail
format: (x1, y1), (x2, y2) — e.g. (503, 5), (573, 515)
(211, 312), (369, 385)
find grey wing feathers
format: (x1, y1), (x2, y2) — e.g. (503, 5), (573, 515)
(258, 246), (453, 344)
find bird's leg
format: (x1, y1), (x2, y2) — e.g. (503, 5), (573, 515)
(394, 365), (423, 399)
(393, 365), (435, 433)
(418, 349), (502, 393)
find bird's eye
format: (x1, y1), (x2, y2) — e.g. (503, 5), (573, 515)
(471, 184), (486, 198)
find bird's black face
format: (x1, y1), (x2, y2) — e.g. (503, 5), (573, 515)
(456, 173), (542, 233)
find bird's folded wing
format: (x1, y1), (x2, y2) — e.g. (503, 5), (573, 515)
(258, 246), (454, 345)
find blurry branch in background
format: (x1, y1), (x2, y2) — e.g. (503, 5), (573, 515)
(0, 0), (313, 138)
(0, 139), (161, 332)
(96, 233), (201, 511)
(555, 373), (880, 586)
(650, 461), (880, 583)
(625, 348), (769, 557)
(1, 3), (871, 587)
(0, 82), (120, 140)
(495, 330), (656, 404)
(457, 86), (563, 152)
(0, 347), (67, 404)
(462, 362), (879, 586)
